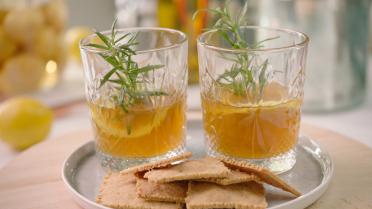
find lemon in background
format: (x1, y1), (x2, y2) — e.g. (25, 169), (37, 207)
(0, 53), (46, 95)
(0, 98), (53, 150)
(65, 27), (92, 62)
(3, 8), (44, 45)
(42, 0), (67, 32)
(0, 28), (17, 63)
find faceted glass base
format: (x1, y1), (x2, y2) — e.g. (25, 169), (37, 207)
(96, 145), (186, 171)
(207, 147), (297, 174)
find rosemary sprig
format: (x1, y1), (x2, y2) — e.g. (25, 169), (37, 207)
(86, 20), (166, 112)
(193, 1), (278, 101)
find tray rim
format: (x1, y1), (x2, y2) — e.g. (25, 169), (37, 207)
(61, 131), (334, 209)
(62, 141), (111, 209)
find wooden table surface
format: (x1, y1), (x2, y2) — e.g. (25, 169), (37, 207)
(0, 123), (372, 209)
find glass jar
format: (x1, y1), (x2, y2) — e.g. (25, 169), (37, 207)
(0, 0), (67, 96)
(250, 0), (371, 112)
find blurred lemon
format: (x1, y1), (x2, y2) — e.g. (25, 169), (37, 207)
(32, 26), (59, 60)
(0, 9), (7, 23)
(3, 8), (44, 45)
(0, 97), (53, 150)
(65, 27), (92, 62)
(0, 28), (17, 63)
(0, 53), (46, 95)
(42, 0), (67, 32)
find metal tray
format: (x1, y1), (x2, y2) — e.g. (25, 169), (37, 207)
(62, 120), (333, 209)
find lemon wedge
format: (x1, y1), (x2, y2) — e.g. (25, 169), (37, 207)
(205, 82), (297, 116)
(91, 105), (168, 138)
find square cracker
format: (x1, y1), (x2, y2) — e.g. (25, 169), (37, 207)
(218, 157), (301, 197)
(144, 157), (230, 183)
(120, 152), (192, 175)
(199, 169), (262, 185)
(136, 178), (187, 203)
(96, 172), (181, 209)
(186, 181), (267, 209)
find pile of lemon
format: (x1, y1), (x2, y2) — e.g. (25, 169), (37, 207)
(0, 0), (67, 95)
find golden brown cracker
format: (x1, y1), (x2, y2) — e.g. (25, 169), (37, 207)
(199, 169), (262, 185)
(185, 181), (267, 209)
(136, 178), (187, 203)
(120, 152), (192, 175)
(218, 156), (301, 197)
(144, 157), (230, 183)
(96, 172), (181, 209)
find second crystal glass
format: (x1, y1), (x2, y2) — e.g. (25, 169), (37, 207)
(197, 26), (309, 173)
(80, 28), (188, 170)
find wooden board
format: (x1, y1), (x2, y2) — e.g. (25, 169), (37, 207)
(0, 124), (372, 209)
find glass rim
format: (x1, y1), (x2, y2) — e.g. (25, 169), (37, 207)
(80, 27), (187, 54)
(197, 26), (309, 53)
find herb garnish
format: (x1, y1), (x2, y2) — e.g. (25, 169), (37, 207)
(193, 1), (279, 100)
(86, 20), (166, 112)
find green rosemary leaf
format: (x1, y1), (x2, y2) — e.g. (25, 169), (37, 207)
(118, 45), (136, 55)
(128, 32), (138, 44)
(252, 36), (280, 49)
(238, 1), (249, 24)
(107, 79), (123, 85)
(99, 53), (119, 67)
(100, 67), (119, 87)
(218, 30), (235, 47)
(131, 90), (168, 97)
(137, 65), (163, 74)
(86, 43), (108, 50)
(115, 72), (131, 89)
(86, 20), (167, 112)
(115, 33), (131, 44)
(193, 1), (279, 101)
(95, 31), (111, 47)
(192, 8), (219, 20)
(259, 60), (268, 92)
(111, 18), (118, 41)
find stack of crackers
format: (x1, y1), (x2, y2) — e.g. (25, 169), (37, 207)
(96, 152), (301, 209)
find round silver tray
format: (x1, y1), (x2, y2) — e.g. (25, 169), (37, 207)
(62, 120), (333, 209)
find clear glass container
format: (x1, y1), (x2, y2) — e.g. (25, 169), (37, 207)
(251, 0), (371, 112)
(80, 28), (188, 170)
(0, 0), (67, 96)
(197, 26), (309, 173)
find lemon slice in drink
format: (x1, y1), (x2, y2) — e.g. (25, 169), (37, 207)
(209, 82), (293, 115)
(91, 105), (168, 138)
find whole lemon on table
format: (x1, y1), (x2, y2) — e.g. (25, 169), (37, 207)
(0, 98), (53, 150)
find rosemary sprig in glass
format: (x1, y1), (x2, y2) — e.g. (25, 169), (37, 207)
(86, 20), (166, 112)
(193, 1), (279, 100)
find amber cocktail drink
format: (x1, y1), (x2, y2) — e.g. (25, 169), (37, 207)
(198, 26), (308, 173)
(80, 27), (188, 170)
(89, 97), (185, 158)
